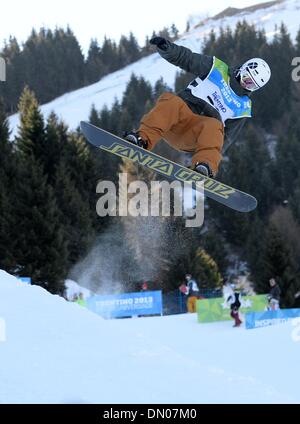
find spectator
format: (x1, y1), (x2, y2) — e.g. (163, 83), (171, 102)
(185, 274), (200, 313)
(267, 278), (281, 311)
(141, 281), (148, 291)
(223, 280), (242, 327)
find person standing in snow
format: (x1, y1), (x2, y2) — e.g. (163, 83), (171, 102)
(267, 278), (281, 311)
(185, 273), (200, 313)
(223, 280), (242, 327)
(124, 37), (271, 178)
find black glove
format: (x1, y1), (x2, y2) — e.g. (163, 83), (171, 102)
(150, 36), (168, 51)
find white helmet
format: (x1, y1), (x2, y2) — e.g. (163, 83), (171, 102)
(238, 58), (271, 92)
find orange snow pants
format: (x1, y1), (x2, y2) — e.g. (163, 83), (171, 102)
(187, 296), (197, 313)
(138, 92), (224, 175)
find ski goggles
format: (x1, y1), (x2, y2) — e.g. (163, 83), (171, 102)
(240, 68), (260, 91)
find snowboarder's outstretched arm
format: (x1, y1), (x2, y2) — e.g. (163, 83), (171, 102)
(150, 37), (213, 77)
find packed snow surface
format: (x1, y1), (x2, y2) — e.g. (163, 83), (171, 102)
(0, 270), (300, 403)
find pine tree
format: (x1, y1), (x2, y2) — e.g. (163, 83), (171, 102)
(270, 206), (300, 263)
(101, 37), (119, 73)
(109, 100), (123, 135)
(257, 23), (294, 127)
(141, 36), (152, 56)
(54, 161), (95, 265)
(290, 175), (300, 224)
(118, 33), (140, 67)
(245, 215), (266, 284)
(89, 104), (101, 127)
(201, 231), (228, 275)
(16, 86), (45, 159)
(158, 27), (171, 39)
(14, 156), (68, 294)
(121, 74), (152, 126)
(211, 125), (273, 248)
(0, 37), (23, 113)
(153, 78), (172, 99)
(85, 39), (104, 84)
(170, 24), (179, 40)
(52, 26), (85, 96)
(0, 98), (17, 270)
(296, 27), (300, 49)
(192, 248), (223, 289)
(255, 219), (300, 307)
(174, 70), (194, 92)
(274, 131), (300, 200)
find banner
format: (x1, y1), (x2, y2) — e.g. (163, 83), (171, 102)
(87, 290), (163, 318)
(17, 277), (31, 285)
(245, 308), (300, 329)
(197, 294), (268, 323)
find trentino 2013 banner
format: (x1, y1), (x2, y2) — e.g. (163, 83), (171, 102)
(197, 294), (268, 323)
(87, 290), (163, 318)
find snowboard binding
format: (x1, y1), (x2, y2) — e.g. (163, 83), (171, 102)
(123, 131), (148, 149)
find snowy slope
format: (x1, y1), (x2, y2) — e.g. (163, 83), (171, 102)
(8, 0), (300, 138)
(0, 269), (300, 403)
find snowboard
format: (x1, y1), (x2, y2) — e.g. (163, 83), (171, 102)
(80, 121), (257, 213)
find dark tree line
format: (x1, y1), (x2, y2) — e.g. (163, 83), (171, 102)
(0, 24), (180, 114)
(0, 89), (103, 294)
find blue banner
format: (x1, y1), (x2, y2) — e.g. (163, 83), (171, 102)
(87, 290), (163, 318)
(246, 308), (300, 329)
(18, 277), (31, 285)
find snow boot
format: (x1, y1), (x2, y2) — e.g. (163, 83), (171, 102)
(194, 162), (214, 178)
(231, 310), (242, 327)
(123, 131), (148, 149)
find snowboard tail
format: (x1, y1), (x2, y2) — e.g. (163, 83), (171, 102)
(80, 121), (257, 213)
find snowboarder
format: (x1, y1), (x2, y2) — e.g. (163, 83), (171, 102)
(267, 278), (281, 311)
(223, 281), (242, 327)
(124, 37), (271, 177)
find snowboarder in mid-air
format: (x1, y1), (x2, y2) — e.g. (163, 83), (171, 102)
(124, 37), (271, 177)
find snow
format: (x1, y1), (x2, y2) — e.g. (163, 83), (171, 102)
(8, 0), (300, 138)
(1, 269), (300, 403)
(64, 279), (91, 301)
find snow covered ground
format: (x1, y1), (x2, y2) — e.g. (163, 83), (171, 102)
(0, 270), (300, 404)
(8, 0), (300, 138)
